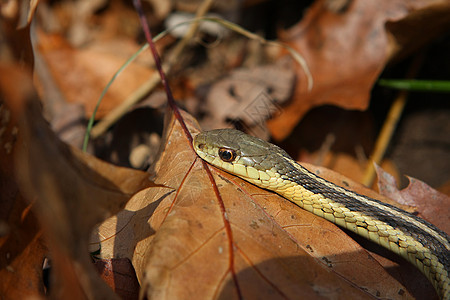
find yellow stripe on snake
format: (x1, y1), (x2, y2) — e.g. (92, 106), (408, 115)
(193, 129), (449, 299)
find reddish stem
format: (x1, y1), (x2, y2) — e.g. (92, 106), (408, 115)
(133, 1), (242, 298)
(132, 0), (193, 144)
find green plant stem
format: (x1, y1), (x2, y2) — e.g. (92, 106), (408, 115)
(378, 79), (450, 93)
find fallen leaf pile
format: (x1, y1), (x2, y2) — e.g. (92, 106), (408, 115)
(1, 0), (449, 299)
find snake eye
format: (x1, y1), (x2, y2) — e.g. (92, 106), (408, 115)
(218, 148), (236, 162)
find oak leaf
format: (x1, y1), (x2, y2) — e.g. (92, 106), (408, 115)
(97, 111), (421, 299)
(375, 164), (450, 233)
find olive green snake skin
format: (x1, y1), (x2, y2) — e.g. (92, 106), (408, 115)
(193, 129), (449, 299)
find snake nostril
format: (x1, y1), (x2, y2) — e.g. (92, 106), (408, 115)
(198, 143), (205, 150)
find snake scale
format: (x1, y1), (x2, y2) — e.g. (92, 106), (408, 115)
(193, 129), (449, 299)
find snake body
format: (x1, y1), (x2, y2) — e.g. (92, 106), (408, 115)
(193, 129), (449, 299)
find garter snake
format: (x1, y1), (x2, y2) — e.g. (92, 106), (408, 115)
(193, 128), (449, 299)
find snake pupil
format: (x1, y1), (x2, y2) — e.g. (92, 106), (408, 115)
(218, 148), (236, 162)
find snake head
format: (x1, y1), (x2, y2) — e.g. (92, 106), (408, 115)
(193, 129), (294, 180)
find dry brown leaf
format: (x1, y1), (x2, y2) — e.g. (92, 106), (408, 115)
(375, 164), (450, 233)
(0, 0), (41, 29)
(97, 110), (422, 299)
(0, 64), (160, 298)
(0, 0), (35, 69)
(93, 258), (140, 300)
(202, 57), (295, 139)
(0, 78), (47, 298)
(268, 0), (450, 140)
(438, 180), (450, 197)
(0, 198), (47, 299)
(0, 5), (46, 297)
(35, 31), (154, 118)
